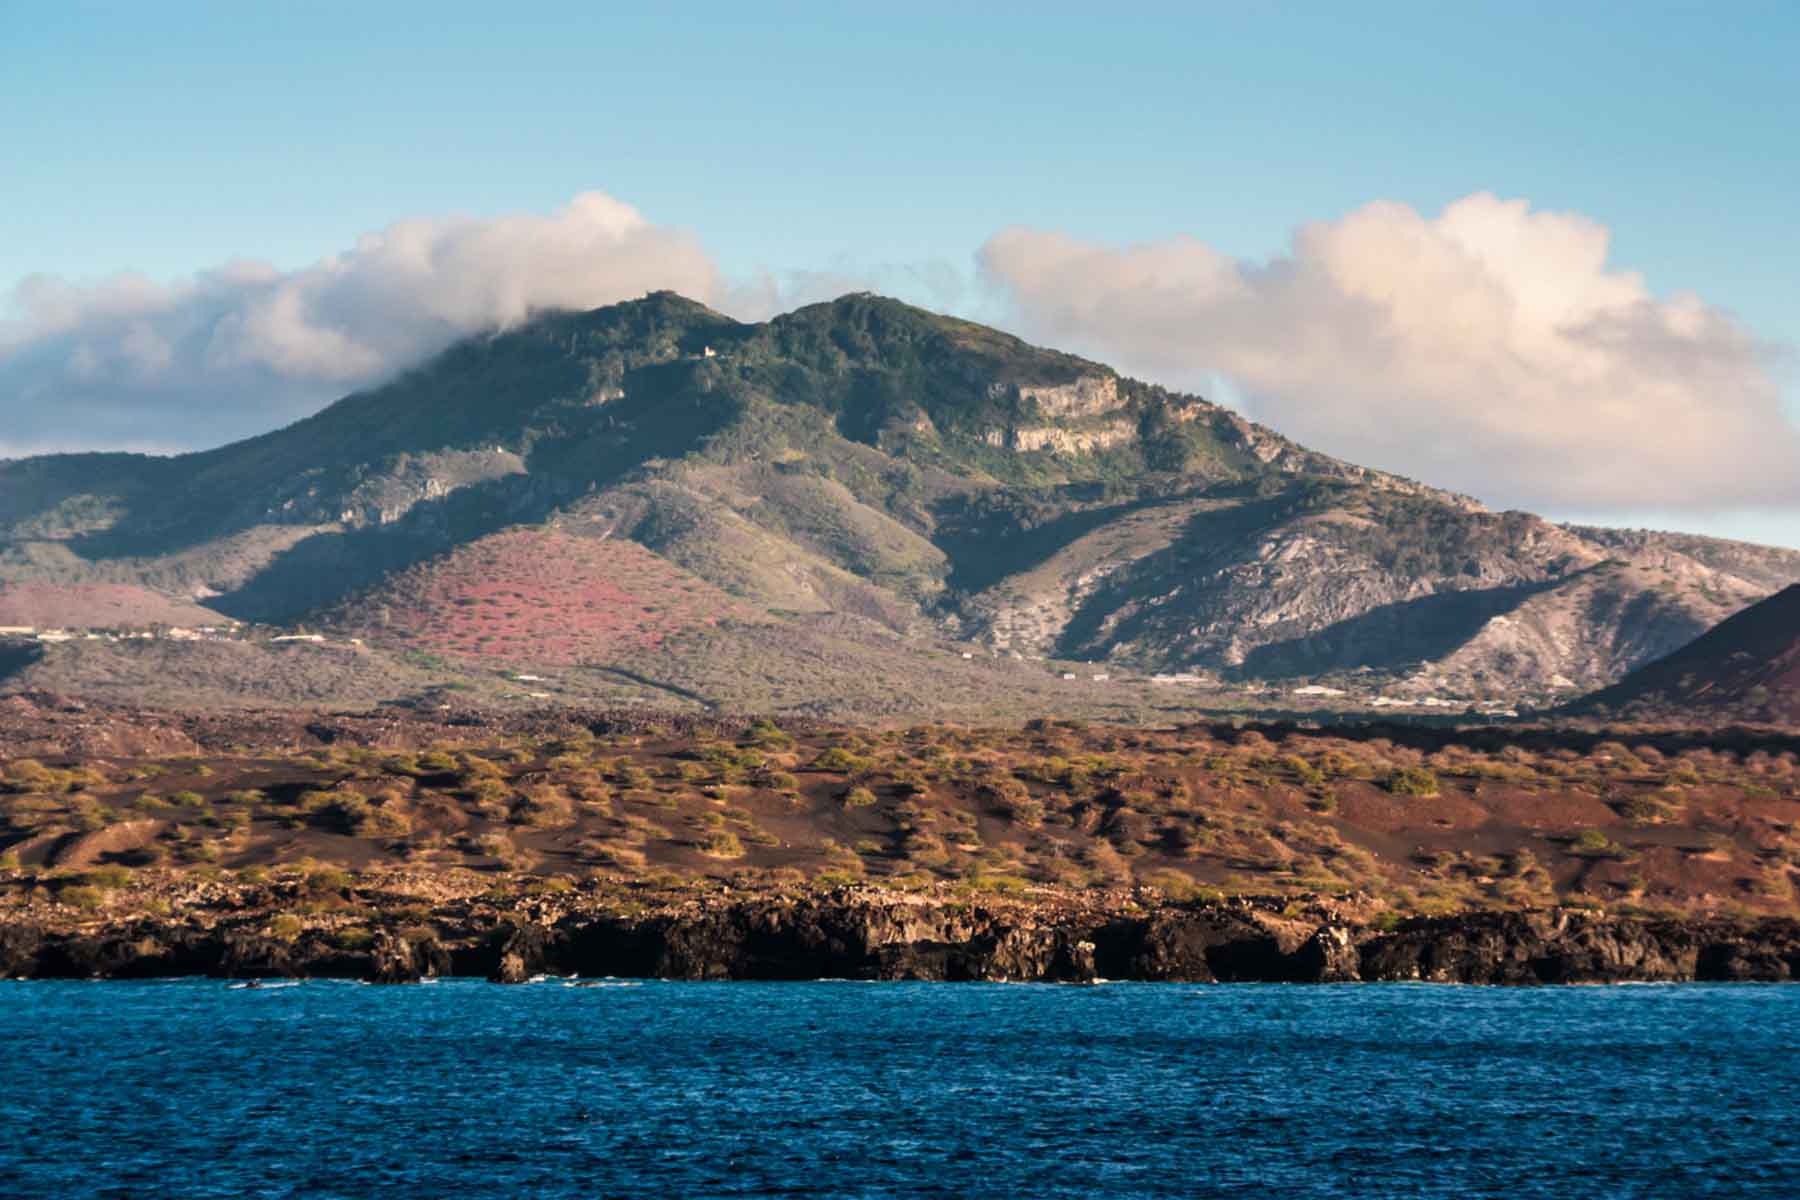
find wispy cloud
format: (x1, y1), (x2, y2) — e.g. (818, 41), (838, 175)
(980, 193), (1796, 512)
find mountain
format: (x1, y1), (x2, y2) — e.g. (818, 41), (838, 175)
(1571, 585), (1800, 724)
(3, 290), (1797, 715)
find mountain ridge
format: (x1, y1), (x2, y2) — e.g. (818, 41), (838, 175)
(3, 290), (1796, 715)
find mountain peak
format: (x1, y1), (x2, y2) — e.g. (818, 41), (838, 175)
(769, 291), (1101, 383)
(546, 290), (742, 343)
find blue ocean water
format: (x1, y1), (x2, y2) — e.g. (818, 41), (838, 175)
(2, 981), (1797, 1198)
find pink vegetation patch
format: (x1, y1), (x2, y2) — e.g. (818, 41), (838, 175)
(338, 529), (741, 665)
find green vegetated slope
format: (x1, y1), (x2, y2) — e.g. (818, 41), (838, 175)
(3, 291), (1798, 713)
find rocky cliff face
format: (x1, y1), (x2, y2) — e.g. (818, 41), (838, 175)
(5, 891), (1798, 985)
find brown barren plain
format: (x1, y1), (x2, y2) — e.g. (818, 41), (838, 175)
(7, 704), (1800, 928)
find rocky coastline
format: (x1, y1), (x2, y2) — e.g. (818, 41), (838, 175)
(3, 888), (1797, 985)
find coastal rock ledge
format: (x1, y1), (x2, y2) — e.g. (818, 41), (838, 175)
(3, 892), (1799, 984)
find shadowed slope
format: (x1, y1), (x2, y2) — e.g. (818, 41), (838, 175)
(1574, 585), (1800, 723)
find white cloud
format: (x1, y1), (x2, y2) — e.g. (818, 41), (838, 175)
(0, 192), (721, 454)
(979, 193), (1797, 512)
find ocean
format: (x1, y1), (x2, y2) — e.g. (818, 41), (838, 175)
(2, 980), (1796, 1197)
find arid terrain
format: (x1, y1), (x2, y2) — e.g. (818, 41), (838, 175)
(6, 296), (1800, 983)
(7, 294), (1800, 719)
(5, 699), (1800, 982)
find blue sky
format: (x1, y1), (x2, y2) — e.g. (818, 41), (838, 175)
(3, 2), (1797, 542)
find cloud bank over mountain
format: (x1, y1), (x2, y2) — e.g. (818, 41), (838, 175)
(0, 193), (719, 455)
(980, 193), (1796, 512)
(4, 190), (1793, 520)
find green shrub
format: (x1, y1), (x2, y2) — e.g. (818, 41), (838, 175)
(841, 786), (878, 808)
(1386, 767), (1439, 797)
(1668, 762), (1705, 786)
(306, 866), (353, 893)
(463, 778), (512, 808)
(512, 786), (574, 828)
(361, 804), (413, 836)
(1279, 754), (1326, 788)
(58, 885), (104, 911)
(0, 759), (106, 794)
(1000, 795), (1045, 827)
(744, 719), (794, 750)
(699, 831), (745, 859)
(84, 865), (134, 891)
(1614, 793), (1681, 824)
(812, 747), (872, 773)
(1570, 829), (1627, 859)
(475, 832), (518, 864)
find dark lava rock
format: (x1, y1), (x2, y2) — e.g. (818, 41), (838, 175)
(486, 922), (556, 983)
(1356, 911), (1800, 984)
(7, 898), (1800, 986)
(366, 931), (449, 984)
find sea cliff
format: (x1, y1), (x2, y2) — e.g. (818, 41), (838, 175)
(4, 888), (1797, 985)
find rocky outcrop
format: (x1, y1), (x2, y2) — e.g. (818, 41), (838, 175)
(976, 375), (1141, 458)
(983, 421), (1138, 455)
(1358, 910), (1800, 983)
(3, 893), (1798, 985)
(485, 920), (557, 983)
(1018, 377), (1121, 419)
